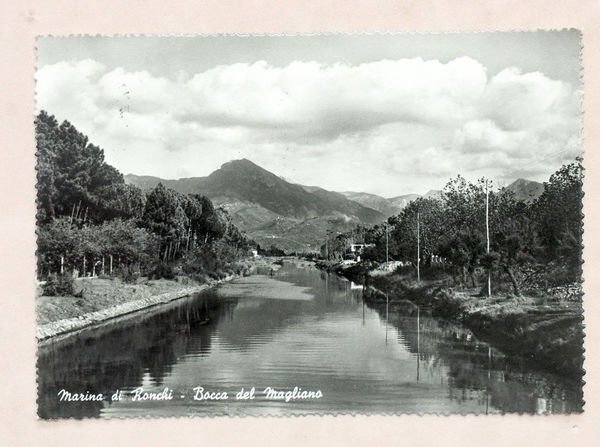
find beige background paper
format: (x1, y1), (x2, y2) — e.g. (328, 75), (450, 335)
(1, 1), (599, 445)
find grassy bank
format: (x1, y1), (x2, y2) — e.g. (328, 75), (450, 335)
(317, 260), (584, 379)
(37, 256), (280, 341)
(37, 277), (199, 325)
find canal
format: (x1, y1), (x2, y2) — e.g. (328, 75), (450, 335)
(37, 261), (583, 418)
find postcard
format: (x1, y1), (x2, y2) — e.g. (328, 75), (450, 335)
(34, 32), (585, 419)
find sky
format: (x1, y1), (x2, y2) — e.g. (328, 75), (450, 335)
(36, 32), (583, 197)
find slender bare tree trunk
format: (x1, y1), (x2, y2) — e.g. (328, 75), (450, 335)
(470, 269), (477, 288)
(505, 266), (521, 296)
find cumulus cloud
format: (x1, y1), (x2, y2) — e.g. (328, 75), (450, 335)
(35, 57), (582, 196)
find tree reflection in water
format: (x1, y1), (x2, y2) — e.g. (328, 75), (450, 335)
(366, 299), (584, 414)
(37, 263), (583, 418)
(37, 291), (234, 419)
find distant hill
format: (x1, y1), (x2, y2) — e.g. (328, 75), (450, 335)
(507, 178), (544, 202)
(341, 190), (442, 218)
(423, 189), (443, 200)
(387, 193), (421, 211)
(339, 191), (401, 218)
(339, 192), (426, 218)
(126, 159), (385, 252)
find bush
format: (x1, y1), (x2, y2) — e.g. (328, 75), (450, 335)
(42, 273), (76, 296)
(118, 264), (141, 283)
(181, 242), (238, 279)
(420, 264), (451, 281)
(149, 261), (176, 280)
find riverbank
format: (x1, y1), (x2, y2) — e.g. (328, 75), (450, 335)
(316, 260), (584, 379)
(37, 256), (281, 342)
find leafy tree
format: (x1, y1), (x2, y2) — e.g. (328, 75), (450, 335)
(180, 194), (204, 241)
(218, 208), (249, 253)
(95, 183), (147, 221)
(533, 158), (584, 281)
(319, 232), (348, 260)
(97, 219), (158, 268)
(35, 111), (59, 223)
(389, 198), (445, 265)
(196, 196), (225, 244)
(37, 217), (83, 276)
(36, 217), (158, 278)
(480, 189), (539, 295)
(35, 111), (125, 223)
(142, 183), (189, 259)
(439, 228), (485, 287)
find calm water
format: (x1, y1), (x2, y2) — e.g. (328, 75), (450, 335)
(37, 261), (583, 418)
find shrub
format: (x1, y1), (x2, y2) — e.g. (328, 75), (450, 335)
(118, 264), (141, 283)
(149, 261), (176, 280)
(42, 273), (76, 296)
(181, 242), (237, 279)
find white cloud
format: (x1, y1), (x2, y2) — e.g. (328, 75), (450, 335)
(35, 57), (582, 196)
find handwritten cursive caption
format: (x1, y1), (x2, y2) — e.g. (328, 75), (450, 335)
(57, 386), (323, 403)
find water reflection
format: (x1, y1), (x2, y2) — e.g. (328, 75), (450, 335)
(366, 299), (583, 414)
(37, 293), (233, 419)
(37, 262), (583, 418)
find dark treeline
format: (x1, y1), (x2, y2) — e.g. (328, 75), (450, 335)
(36, 111), (251, 291)
(322, 159), (583, 296)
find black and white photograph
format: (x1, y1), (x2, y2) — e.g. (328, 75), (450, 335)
(35, 32), (584, 418)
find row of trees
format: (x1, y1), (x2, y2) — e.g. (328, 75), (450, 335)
(325, 158), (583, 296)
(36, 111), (251, 285)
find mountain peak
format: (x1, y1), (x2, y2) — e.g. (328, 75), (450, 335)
(511, 178), (530, 185)
(220, 158), (262, 170)
(218, 159), (278, 178)
(507, 178), (544, 202)
(223, 158), (255, 167)
(217, 159), (283, 185)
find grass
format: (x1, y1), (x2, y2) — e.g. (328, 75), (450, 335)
(36, 277), (201, 325)
(36, 256), (282, 326)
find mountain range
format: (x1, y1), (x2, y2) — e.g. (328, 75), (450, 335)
(125, 159), (544, 251)
(126, 159), (385, 251)
(340, 179), (543, 215)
